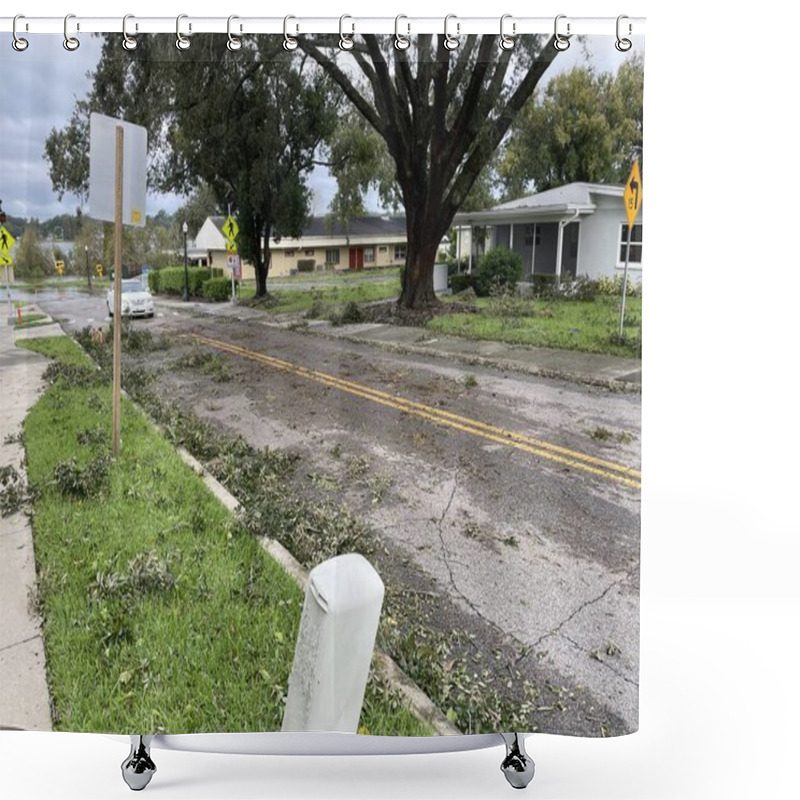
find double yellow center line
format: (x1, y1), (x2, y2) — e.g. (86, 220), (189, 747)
(192, 334), (641, 490)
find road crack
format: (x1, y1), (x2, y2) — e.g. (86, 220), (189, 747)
(529, 577), (628, 651)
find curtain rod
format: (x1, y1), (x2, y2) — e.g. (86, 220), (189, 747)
(1, 16), (645, 37)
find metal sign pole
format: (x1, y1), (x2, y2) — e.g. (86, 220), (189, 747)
(112, 125), (124, 457)
(618, 224), (632, 344)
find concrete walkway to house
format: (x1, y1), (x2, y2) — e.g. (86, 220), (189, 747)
(0, 315), (60, 731)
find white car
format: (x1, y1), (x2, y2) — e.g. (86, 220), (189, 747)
(107, 279), (155, 318)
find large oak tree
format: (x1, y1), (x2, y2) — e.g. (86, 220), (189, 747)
(298, 34), (559, 307)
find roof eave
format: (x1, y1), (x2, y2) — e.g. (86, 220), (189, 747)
(453, 203), (594, 225)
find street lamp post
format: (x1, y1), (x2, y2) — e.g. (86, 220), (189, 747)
(85, 244), (91, 291)
(182, 221), (189, 302)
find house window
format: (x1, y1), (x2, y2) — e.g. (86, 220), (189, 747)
(304, 249), (315, 257)
(326, 248), (340, 265)
(378, 246), (388, 253)
(618, 224), (643, 264)
(364, 247), (375, 264)
(394, 244), (407, 261)
(286, 250), (295, 258)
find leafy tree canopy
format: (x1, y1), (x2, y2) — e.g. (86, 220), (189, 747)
(498, 54), (643, 199)
(45, 35), (341, 296)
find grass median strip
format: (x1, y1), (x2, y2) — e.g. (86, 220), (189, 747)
(17, 335), (431, 736)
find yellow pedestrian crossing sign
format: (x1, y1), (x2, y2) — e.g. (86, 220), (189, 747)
(623, 161), (642, 229)
(0, 225), (15, 255)
(0, 253), (12, 266)
(223, 216), (239, 243)
(226, 240), (238, 255)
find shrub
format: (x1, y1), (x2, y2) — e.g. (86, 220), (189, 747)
(449, 273), (476, 294)
(475, 248), (522, 297)
(595, 274), (641, 297)
(329, 301), (365, 326)
(153, 267), (212, 297)
(147, 269), (160, 294)
(538, 275), (599, 301)
(202, 277), (235, 302)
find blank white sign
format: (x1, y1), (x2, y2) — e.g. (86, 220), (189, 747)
(88, 113), (147, 228)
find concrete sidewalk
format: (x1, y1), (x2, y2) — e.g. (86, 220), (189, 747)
(0, 317), (60, 731)
(159, 298), (642, 391)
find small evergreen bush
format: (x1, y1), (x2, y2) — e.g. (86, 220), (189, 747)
(475, 248), (522, 297)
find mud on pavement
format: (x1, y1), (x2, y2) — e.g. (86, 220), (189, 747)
(120, 311), (641, 737)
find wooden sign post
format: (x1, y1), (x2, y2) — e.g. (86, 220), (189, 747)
(89, 113), (147, 456)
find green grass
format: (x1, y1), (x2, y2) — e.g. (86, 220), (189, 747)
(429, 295), (642, 358)
(244, 279), (400, 315)
(243, 266), (401, 289)
(20, 336), (431, 736)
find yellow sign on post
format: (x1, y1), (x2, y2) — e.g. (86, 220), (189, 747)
(223, 216), (239, 243)
(619, 160), (642, 344)
(0, 226), (15, 256)
(623, 160), (642, 229)
(225, 240), (238, 255)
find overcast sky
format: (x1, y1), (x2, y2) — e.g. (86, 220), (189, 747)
(0, 33), (643, 224)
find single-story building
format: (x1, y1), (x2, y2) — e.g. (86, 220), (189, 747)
(452, 182), (642, 284)
(194, 215), (409, 280)
(268, 216), (407, 276)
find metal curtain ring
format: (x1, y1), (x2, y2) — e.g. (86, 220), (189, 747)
(554, 14), (571, 51)
(176, 14), (191, 50)
(122, 14), (138, 51)
(444, 14), (459, 50)
(227, 15), (242, 51)
(12, 14), (29, 51)
(339, 14), (354, 50)
(283, 15), (298, 51)
(63, 13), (80, 50)
(615, 15), (632, 51)
(394, 15), (410, 51)
(500, 14), (515, 50)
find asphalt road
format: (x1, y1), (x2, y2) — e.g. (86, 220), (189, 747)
(24, 286), (641, 737)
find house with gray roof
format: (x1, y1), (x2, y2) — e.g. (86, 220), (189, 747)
(194, 215), (408, 279)
(269, 215), (407, 275)
(452, 182), (642, 285)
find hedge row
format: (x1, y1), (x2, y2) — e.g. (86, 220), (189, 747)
(148, 267), (212, 297)
(201, 277), (239, 302)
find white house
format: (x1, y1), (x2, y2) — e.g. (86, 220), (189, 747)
(452, 182), (643, 284)
(193, 216), (252, 278)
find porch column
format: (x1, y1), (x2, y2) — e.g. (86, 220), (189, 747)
(456, 226), (462, 273)
(468, 227), (473, 274)
(509, 223), (514, 251)
(555, 220), (565, 285)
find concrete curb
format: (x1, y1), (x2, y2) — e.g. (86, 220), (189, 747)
(173, 445), (461, 737)
(158, 299), (641, 393)
(121, 367), (462, 736)
(301, 325), (642, 394)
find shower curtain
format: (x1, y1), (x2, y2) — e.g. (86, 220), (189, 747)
(0, 13), (643, 778)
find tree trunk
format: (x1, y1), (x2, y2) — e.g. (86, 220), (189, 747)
(399, 234), (440, 308)
(253, 226), (272, 299)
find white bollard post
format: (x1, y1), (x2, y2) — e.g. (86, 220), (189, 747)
(282, 553), (385, 733)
